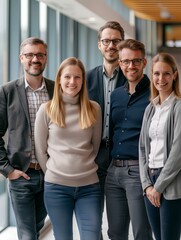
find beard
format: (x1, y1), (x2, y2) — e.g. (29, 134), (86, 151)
(106, 57), (118, 64)
(25, 63), (45, 76)
(103, 50), (119, 64)
(25, 68), (44, 77)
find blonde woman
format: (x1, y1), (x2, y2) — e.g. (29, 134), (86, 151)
(139, 52), (181, 240)
(34, 57), (102, 240)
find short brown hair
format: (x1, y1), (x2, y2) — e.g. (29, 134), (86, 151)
(20, 37), (48, 53)
(117, 39), (145, 57)
(98, 21), (125, 41)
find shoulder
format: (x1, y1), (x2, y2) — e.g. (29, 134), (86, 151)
(39, 102), (48, 112)
(36, 102), (51, 122)
(90, 100), (101, 110)
(172, 98), (181, 113)
(37, 102), (49, 118)
(44, 78), (55, 86)
(86, 65), (102, 76)
(0, 78), (23, 92)
(144, 102), (154, 116)
(112, 85), (125, 96)
(173, 98), (181, 107)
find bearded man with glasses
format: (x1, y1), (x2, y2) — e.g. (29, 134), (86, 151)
(86, 21), (127, 240)
(105, 39), (153, 240)
(0, 37), (54, 240)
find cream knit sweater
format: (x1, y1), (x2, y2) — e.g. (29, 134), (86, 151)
(34, 94), (102, 187)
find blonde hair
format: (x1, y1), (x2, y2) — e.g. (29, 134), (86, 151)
(150, 52), (181, 101)
(46, 57), (99, 129)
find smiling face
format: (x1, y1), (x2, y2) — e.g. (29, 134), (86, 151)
(19, 43), (47, 77)
(98, 28), (122, 64)
(60, 65), (83, 97)
(152, 61), (177, 99)
(119, 48), (147, 85)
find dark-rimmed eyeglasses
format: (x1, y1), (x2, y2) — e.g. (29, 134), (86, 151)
(22, 53), (47, 60)
(101, 39), (122, 46)
(119, 58), (144, 66)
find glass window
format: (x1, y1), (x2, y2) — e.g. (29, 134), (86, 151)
(0, 0), (9, 232)
(163, 24), (181, 47)
(0, 175), (8, 232)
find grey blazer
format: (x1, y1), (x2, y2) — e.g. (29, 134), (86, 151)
(0, 77), (54, 177)
(139, 98), (181, 200)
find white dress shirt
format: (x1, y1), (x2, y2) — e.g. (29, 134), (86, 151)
(148, 92), (175, 168)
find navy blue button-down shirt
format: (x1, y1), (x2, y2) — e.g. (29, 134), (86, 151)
(109, 74), (150, 161)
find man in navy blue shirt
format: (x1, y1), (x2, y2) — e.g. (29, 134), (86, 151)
(105, 39), (153, 240)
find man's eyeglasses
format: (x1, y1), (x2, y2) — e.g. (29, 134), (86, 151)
(119, 58), (144, 66)
(22, 53), (47, 60)
(101, 39), (122, 46)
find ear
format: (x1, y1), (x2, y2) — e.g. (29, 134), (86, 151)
(173, 70), (178, 80)
(118, 60), (122, 68)
(98, 41), (101, 50)
(19, 54), (23, 62)
(143, 58), (147, 69)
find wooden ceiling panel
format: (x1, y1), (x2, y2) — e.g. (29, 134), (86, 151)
(121, 0), (181, 22)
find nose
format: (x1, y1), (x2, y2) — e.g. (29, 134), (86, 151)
(109, 41), (115, 47)
(32, 55), (39, 61)
(69, 77), (76, 83)
(33, 55), (37, 58)
(159, 74), (165, 80)
(128, 61), (134, 67)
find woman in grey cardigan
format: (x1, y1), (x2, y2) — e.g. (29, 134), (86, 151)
(139, 52), (181, 240)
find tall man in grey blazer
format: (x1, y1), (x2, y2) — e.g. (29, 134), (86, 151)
(0, 37), (54, 240)
(86, 21), (127, 239)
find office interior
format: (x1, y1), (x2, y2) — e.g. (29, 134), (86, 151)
(0, 0), (181, 238)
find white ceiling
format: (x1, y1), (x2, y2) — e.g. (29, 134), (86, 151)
(37, 0), (135, 38)
(37, 0), (105, 30)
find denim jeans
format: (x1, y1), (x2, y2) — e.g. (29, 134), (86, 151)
(145, 168), (181, 240)
(105, 162), (153, 240)
(9, 168), (47, 240)
(44, 181), (102, 240)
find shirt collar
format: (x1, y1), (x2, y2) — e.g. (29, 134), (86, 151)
(124, 74), (150, 93)
(153, 91), (175, 107)
(103, 65), (119, 78)
(25, 78), (46, 91)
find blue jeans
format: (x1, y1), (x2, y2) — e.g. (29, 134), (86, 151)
(9, 168), (47, 240)
(44, 182), (102, 240)
(145, 168), (181, 240)
(105, 162), (153, 240)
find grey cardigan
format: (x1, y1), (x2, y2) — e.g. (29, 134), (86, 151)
(139, 98), (181, 200)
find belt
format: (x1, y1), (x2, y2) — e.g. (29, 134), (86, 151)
(148, 167), (162, 175)
(113, 159), (139, 167)
(29, 162), (41, 170)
